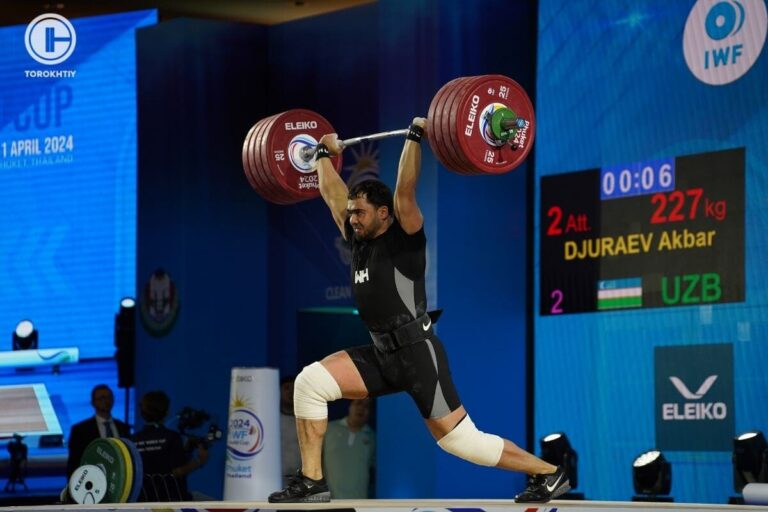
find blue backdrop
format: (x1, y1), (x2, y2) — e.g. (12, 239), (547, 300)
(0, 10), (155, 358)
(534, 0), (768, 503)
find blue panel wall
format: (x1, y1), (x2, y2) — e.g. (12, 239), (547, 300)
(534, 0), (768, 503)
(135, 18), (270, 499)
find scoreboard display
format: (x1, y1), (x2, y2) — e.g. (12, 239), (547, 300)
(539, 148), (744, 315)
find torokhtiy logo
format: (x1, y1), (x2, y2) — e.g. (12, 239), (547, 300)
(25, 13), (76, 65)
(683, 0), (767, 85)
(655, 343), (734, 451)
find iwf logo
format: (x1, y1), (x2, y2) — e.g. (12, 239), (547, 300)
(654, 343), (734, 451)
(683, 0), (767, 85)
(226, 408), (265, 460)
(25, 13), (76, 65)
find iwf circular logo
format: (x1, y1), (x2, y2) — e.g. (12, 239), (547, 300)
(226, 408), (265, 460)
(25, 13), (77, 65)
(684, 0), (767, 85)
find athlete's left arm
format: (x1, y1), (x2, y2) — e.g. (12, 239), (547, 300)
(394, 117), (426, 234)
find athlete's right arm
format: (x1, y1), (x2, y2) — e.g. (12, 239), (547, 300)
(315, 133), (349, 238)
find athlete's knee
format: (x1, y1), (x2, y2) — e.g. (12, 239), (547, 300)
(293, 362), (343, 420)
(437, 415), (504, 467)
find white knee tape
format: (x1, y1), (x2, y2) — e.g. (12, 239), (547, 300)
(293, 362), (343, 420)
(437, 415), (504, 467)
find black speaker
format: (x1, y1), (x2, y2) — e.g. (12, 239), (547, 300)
(115, 303), (136, 388)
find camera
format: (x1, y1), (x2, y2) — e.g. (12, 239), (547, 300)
(175, 407), (223, 451)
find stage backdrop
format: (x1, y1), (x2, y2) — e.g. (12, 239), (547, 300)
(535, 0), (768, 503)
(136, 0), (534, 499)
(0, 9), (155, 493)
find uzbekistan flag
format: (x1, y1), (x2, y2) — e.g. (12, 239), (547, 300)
(597, 277), (642, 310)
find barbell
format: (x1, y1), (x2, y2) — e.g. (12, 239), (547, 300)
(241, 74), (535, 204)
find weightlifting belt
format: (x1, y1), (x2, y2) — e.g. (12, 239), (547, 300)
(369, 313), (434, 352)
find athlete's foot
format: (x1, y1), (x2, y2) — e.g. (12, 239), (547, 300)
(514, 465), (570, 503)
(268, 470), (330, 503)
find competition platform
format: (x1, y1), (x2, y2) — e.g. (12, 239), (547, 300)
(0, 499), (765, 512)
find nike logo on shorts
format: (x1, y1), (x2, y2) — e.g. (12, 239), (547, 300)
(422, 319), (431, 331)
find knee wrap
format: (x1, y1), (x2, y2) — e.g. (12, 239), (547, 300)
(293, 362), (342, 420)
(437, 415), (504, 467)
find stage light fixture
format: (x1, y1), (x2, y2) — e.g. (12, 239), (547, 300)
(12, 320), (38, 351)
(632, 449), (672, 501)
(733, 431), (768, 493)
(115, 297), (136, 389)
(540, 432), (578, 490)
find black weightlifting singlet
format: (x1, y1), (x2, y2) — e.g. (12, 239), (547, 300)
(343, 217), (462, 419)
(346, 217), (427, 332)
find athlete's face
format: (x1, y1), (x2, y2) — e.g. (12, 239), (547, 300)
(347, 196), (388, 241)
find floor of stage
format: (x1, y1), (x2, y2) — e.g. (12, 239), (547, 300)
(1, 499), (766, 511)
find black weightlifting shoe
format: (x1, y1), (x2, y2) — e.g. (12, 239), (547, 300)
(267, 470), (330, 503)
(514, 465), (570, 503)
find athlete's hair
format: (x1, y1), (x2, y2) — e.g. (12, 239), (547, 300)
(348, 179), (393, 217)
(140, 391), (170, 423)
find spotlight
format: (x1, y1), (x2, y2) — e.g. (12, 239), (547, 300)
(120, 297), (136, 309)
(733, 431), (768, 493)
(632, 450), (672, 502)
(12, 320), (38, 351)
(540, 432), (578, 491)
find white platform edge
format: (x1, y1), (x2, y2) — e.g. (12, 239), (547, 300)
(1, 499), (764, 512)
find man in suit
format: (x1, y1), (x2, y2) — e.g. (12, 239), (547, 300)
(66, 384), (130, 479)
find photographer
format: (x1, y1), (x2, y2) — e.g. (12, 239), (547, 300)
(132, 391), (208, 500)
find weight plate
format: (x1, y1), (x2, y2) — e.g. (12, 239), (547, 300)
(443, 76), (484, 175)
(262, 109), (342, 202)
(427, 78), (464, 172)
(120, 438), (144, 503)
(452, 74), (535, 174)
(110, 438), (134, 503)
(80, 438), (130, 504)
(68, 464), (107, 504)
(256, 113), (298, 204)
(241, 123), (262, 192)
(248, 114), (288, 204)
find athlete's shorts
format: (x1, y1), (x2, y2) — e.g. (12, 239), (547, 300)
(345, 336), (462, 419)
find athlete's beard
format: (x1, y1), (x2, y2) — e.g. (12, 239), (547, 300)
(353, 217), (382, 241)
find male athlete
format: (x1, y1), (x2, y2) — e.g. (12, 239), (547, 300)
(268, 118), (569, 504)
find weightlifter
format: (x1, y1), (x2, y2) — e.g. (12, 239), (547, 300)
(268, 118), (569, 504)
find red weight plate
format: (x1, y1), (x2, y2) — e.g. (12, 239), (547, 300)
(426, 78), (464, 172)
(253, 114), (296, 204)
(264, 109), (342, 202)
(242, 122), (262, 192)
(442, 76), (484, 175)
(246, 119), (272, 201)
(436, 77), (472, 173)
(452, 74), (535, 175)
(257, 113), (304, 204)
(248, 115), (291, 204)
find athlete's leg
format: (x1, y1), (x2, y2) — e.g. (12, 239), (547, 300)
(425, 407), (555, 474)
(295, 350), (369, 479)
